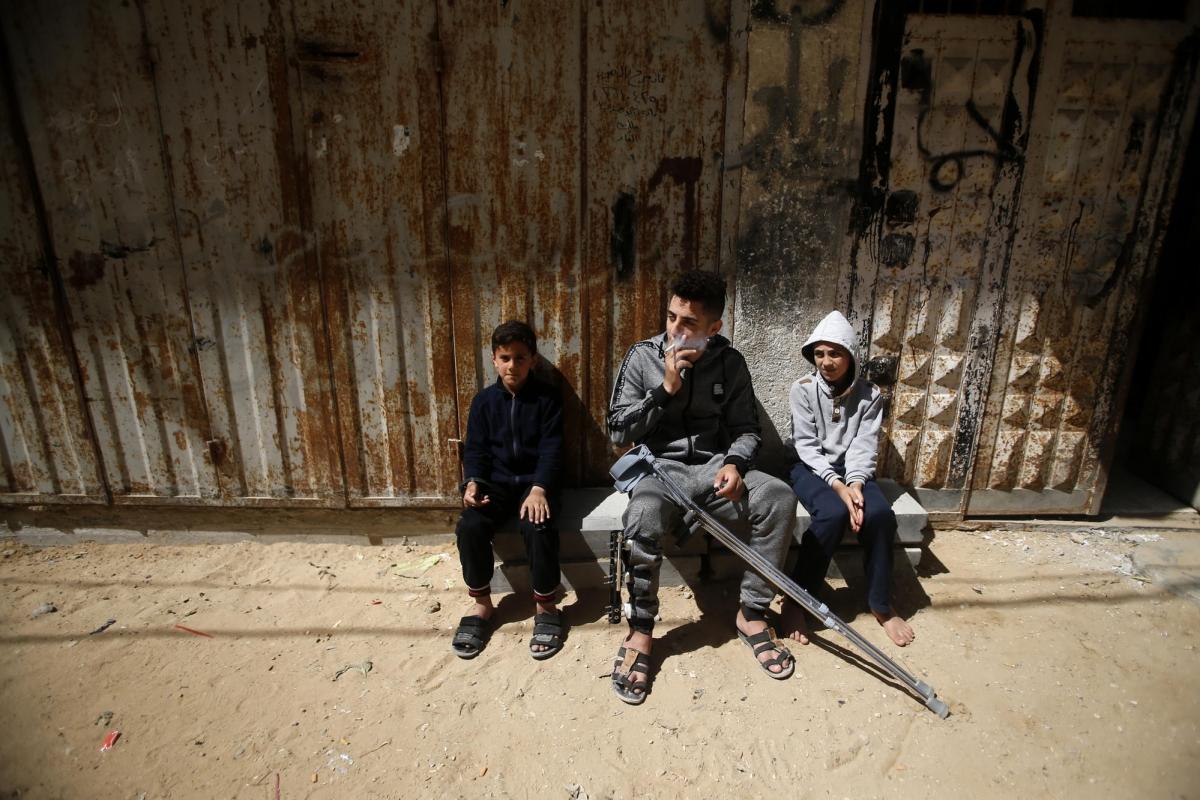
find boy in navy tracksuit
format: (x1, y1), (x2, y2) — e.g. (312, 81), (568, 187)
(782, 311), (915, 647)
(451, 321), (566, 661)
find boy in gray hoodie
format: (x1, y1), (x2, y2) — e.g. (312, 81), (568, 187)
(783, 311), (915, 647)
(606, 270), (797, 704)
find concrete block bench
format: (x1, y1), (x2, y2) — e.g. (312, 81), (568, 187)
(489, 479), (929, 608)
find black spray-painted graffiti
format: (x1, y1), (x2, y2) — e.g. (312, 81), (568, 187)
(736, 0), (852, 184)
(750, 0), (845, 27)
(850, 7), (1044, 276)
(902, 41), (1032, 194)
(611, 192), (636, 280)
(733, 0), (856, 276)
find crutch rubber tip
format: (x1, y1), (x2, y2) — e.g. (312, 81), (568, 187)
(926, 697), (950, 719)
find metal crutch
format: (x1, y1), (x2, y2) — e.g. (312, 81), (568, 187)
(610, 445), (950, 719)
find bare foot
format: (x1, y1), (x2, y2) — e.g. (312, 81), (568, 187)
(735, 609), (794, 676)
(874, 610), (915, 646)
(778, 600), (811, 645)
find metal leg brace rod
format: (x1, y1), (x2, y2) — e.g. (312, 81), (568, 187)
(610, 446), (950, 719)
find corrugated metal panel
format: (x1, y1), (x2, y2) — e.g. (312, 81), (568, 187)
(435, 0), (738, 486)
(3, 1), (220, 504)
(969, 18), (1200, 514)
(438, 0), (586, 485)
(1, 0), (745, 507)
(0, 59), (104, 504)
(142, 0), (345, 506)
(583, 0), (737, 481)
(291, 0), (460, 505)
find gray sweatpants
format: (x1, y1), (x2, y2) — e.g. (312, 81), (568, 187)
(622, 455), (795, 632)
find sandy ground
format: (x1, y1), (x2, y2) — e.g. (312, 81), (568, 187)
(1, 526), (1198, 799)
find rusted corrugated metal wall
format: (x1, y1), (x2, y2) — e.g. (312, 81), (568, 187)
(0, 39), (104, 505)
(148, 1), (345, 507)
(3, 0), (344, 507)
(0, 0), (744, 507)
(4, 2), (222, 505)
(2, 1), (1197, 516)
(437, 0), (745, 486)
(290, 1), (459, 506)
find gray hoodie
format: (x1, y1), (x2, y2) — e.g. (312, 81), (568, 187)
(789, 311), (883, 486)
(608, 333), (761, 472)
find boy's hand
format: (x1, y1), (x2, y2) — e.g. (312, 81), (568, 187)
(463, 481), (490, 509)
(520, 486), (551, 525)
(847, 482), (865, 514)
(713, 464), (745, 502)
(833, 480), (863, 532)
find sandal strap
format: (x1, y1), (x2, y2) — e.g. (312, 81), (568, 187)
(451, 628), (484, 642)
(457, 615), (489, 631)
(741, 627), (778, 648)
(612, 645), (652, 695)
(613, 672), (646, 692)
(743, 627), (793, 659)
(758, 652), (792, 669)
(453, 616), (490, 647)
(613, 646), (651, 675)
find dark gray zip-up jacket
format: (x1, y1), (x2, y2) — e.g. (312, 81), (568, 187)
(607, 333), (761, 473)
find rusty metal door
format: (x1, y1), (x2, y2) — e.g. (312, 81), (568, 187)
(5, 0), (351, 507)
(969, 14), (1200, 514)
(1, 0), (749, 507)
(0, 61), (105, 505)
(438, 0), (745, 486)
(583, 0), (747, 482)
(143, 0), (345, 506)
(850, 6), (1199, 517)
(849, 12), (1039, 516)
(3, 1), (223, 505)
(290, 0), (462, 506)
(436, 0), (587, 487)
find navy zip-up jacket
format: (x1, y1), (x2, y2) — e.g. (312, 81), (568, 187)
(461, 375), (564, 494)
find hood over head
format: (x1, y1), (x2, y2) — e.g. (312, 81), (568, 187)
(801, 311), (859, 385)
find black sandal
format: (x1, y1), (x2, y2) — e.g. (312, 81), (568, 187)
(529, 611), (566, 660)
(737, 625), (795, 680)
(451, 615), (491, 659)
(611, 642), (652, 705)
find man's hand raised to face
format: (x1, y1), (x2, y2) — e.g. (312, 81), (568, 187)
(663, 338), (703, 396)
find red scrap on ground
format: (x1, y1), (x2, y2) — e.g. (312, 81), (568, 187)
(173, 624), (213, 638)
